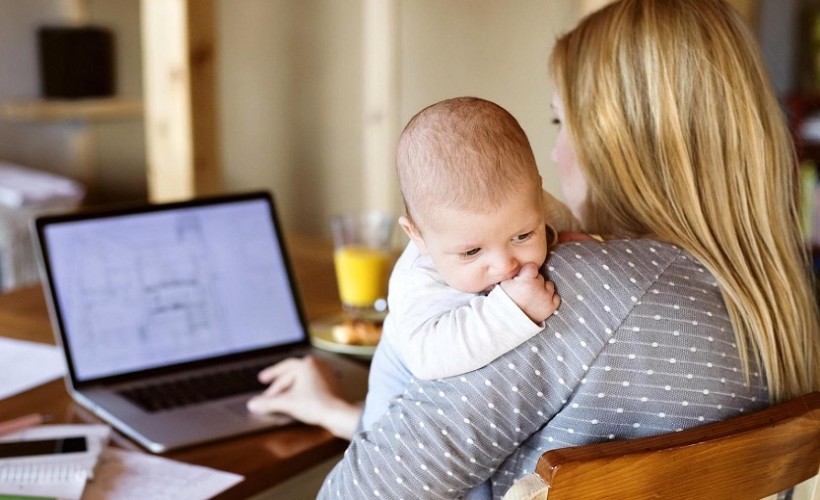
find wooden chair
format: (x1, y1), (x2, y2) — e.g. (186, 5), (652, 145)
(504, 391), (820, 500)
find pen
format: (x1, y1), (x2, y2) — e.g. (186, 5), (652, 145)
(0, 413), (53, 437)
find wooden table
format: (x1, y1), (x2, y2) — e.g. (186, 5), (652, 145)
(0, 234), (350, 499)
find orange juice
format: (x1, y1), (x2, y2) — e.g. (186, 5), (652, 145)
(333, 246), (390, 308)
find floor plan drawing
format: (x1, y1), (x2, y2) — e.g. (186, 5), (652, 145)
(43, 201), (302, 380)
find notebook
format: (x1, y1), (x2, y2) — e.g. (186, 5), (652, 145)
(34, 191), (368, 453)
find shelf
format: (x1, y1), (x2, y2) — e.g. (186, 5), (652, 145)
(0, 97), (142, 122)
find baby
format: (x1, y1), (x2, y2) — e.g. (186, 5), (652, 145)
(380, 96), (579, 383)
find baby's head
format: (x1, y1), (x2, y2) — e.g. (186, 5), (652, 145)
(396, 97), (548, 294)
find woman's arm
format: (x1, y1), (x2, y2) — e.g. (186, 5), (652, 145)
(320, 320), (599, 498)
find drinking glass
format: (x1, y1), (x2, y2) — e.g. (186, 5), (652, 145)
(330, 211), (394, 320)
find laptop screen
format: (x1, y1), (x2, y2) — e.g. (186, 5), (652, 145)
(37, 194), (306, 382)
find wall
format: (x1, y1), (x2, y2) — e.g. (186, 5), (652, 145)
(757, 0), (799, 95)
(0, 2), (800, 239)
(88, 0), (146, 204)
(218, 1), (578, 237)
(398, 0), (576, 203)
(214, 0), (800, 238)
(0, 1), (577, 237)
(217, 0), (365, 237)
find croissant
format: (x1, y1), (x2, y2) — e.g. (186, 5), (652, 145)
(331, 318), (383, 346)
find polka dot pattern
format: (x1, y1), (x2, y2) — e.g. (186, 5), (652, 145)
(319, 239), (769, 500)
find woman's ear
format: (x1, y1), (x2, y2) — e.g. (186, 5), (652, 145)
(398, 215), (429, 254)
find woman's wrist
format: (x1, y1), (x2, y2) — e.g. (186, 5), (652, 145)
(320, 399), (363, 440)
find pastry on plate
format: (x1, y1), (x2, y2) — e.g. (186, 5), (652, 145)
(331, 318), (383, 346)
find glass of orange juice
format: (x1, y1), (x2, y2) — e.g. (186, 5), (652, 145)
(330, 212), (394, 320)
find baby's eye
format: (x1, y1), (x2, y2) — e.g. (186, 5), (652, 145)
(462, 248), (481, 258)
(551, 117), (561, 125)
(513, 231), (534, 242)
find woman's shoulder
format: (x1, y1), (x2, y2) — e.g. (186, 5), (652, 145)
(545, 238), (716, 304)
(548, 238), (686, 280)
(550, 237), (683, 265)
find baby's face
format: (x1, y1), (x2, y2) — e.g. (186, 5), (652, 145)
(414, 188), (548, 294)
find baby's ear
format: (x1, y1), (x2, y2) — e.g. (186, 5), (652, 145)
(398, 215), (428, 254)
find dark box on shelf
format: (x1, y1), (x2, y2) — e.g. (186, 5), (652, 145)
(38, 26), (115, 99)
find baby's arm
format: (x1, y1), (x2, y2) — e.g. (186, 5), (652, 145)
(390, 260), (557, 380)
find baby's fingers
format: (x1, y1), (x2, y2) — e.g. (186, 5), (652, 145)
(517, 262), (540, 279)
(544, 280), (560, 310)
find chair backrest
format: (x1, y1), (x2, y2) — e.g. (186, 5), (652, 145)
(525, 391), (820, 500)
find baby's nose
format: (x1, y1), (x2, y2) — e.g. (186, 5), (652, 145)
(492, 254), (519, 278)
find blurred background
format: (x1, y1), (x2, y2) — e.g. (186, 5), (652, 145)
(0, 0), (816, 290)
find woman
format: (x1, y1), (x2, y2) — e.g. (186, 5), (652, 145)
(253, 1), (819, 498)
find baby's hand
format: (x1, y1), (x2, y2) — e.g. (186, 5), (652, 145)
(499, 263), (560, 323)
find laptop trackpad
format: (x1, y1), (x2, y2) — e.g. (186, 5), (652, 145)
(223, 399), (294, 425)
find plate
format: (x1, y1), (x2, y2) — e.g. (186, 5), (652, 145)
(309, 315), (378, 359)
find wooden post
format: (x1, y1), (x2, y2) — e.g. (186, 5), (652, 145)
(141, 0), (221, 203)
(362, 0), (400, 215)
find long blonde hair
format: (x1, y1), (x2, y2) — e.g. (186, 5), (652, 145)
(550, 0), (819, 401)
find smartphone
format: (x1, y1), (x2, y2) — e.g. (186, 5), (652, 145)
(0, 436), (87, 459)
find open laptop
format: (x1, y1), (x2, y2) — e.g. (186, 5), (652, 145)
(34, 191), (368, 453)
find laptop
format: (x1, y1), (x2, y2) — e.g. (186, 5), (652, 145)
(34, 191), (368, 453)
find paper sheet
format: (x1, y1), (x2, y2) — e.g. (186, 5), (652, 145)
(83, 448), (244, 500)
(0, 337), (66, 400)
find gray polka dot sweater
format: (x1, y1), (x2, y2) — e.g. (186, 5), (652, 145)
(319, 239), (769, 499)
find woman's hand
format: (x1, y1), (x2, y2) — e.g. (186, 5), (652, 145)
(246, 355), (362, 440)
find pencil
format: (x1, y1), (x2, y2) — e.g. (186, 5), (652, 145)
(0, 413), (52, 437)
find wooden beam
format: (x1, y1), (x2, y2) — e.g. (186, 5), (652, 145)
(0, 98), (142, 122)
(362, 0), (400, 214)
(141, 0), (221, 203)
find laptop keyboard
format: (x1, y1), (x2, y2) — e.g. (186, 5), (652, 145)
(118, 359), (279, 413)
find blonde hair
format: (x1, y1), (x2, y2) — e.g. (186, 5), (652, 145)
(550, 0), (820, 402)
(396, 97), (542, 227)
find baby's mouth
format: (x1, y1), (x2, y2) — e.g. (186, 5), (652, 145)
(483, 270), (519, 294)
